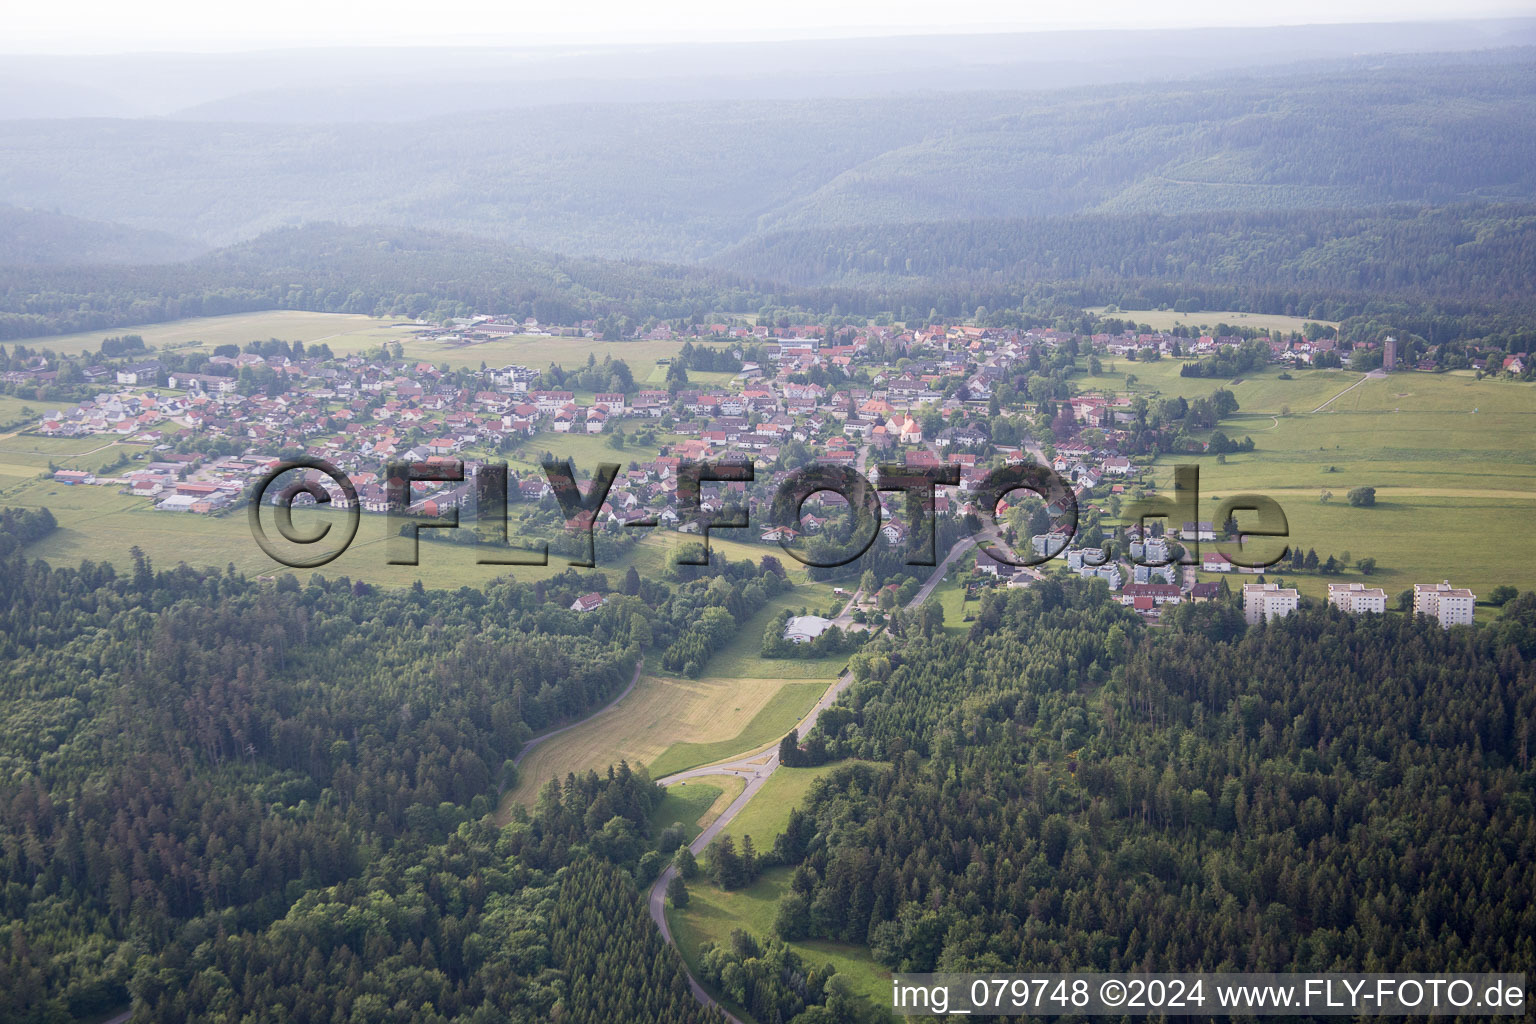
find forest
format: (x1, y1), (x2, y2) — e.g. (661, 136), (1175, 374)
(5, 204), (1536, 349)
(0, 506), (782, 1022)
(761, 582), (1536, 980)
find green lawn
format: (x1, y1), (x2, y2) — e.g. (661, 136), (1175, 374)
(0, 478), (701, 591)
(647, 586), (847, 776)
(0, 396), (42, 430)
(341, 333), (727, 371)
(512, 429), (661, 472)
(667, 760), (897, 1022)
(1091, 359), (1357, 416)
(8, 310), (733, 369)
(928, 571), (974, 633)
(650, 778), (745, 845)
(702, 587), (846, 680)
(716, 762), (887, 851)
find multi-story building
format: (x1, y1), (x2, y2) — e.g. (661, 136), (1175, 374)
(1244, 583), (1299, 624)
(1413, 581), (1477, 628)
(1327, 582), (1387, 614)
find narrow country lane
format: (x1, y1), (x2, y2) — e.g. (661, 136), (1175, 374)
(647, 533), (992, 1022)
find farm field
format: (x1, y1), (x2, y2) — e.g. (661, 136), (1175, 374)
(360, 334), (727, 370)
(1090, 359), (1357, 415)
(501, 674), (813, 809)
(501, 583), (845, 806)
(0, 396), (42, 431)
(1131, 372), (1536, 602)
(0, 434), (141, 485)
(7, 309), (732, 372)
(1084, 306), (1340, 334)
(646, 680), (828, 778)
(0, 476), (740, 590)
(9, 311), (412, 356)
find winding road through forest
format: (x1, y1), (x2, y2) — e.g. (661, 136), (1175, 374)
(644, 532), (1015, 1022)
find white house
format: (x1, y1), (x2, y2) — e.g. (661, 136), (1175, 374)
(1328, 582), (1387, 614)
(1244, 583), (1299, 624)
(1413, 581), (1476, 628)
(784, 615), (833, 644)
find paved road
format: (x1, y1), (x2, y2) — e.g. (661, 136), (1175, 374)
(646, 534), (984, 1023)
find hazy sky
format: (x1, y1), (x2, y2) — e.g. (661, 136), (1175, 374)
(6, 0), (1534, 52)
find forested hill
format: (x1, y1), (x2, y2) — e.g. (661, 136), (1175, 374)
(711, 204), (1536, 310)
(0, 50), (1531, 261)
(771, 584), (1536, 977)
(0, 223), (769, 341)
(0, 206), (205, 266)
(7, 205), (1536, 346)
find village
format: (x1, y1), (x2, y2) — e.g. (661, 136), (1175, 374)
(19, 312), (1480, 623)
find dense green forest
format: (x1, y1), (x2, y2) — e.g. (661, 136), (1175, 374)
(766, 583), (1536, 978)
(714, 204), (1536, 320)
(0, 505), (761, 1022)
(0, 51), (1530, 262)
(0, 224), (767, 341)
(6, 204), (1535, 346)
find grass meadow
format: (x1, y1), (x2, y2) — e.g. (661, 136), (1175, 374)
(499, 582), (846, 809)
(1128, 371), (1536, 604)
(9, 310), (730, 374)
(1084, 307), (1340, 334)
(666, 762), (896, 1018)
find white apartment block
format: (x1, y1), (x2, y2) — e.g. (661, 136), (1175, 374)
(1327, 582), (1387, 614)
(1244, 583), (1299, 624)
(1414, 580), (1477, 628)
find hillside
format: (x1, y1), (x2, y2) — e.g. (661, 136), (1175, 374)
(0, 223), (765, 340)
(0, 50), (1531, 261)
(0, 205), (204, 265)
(711, 204), (1536, 308)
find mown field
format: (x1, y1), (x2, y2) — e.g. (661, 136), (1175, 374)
(648, 776), (745, 845)
(10, 311), (412, 357)
(499, 583), (845, 811)
(10, 309), (729, 373)
(502, 674), (816, 810)
(0, 433), (142, 485)
(1084, 307), (1340, 334)
(1090, 358), (1357, 415)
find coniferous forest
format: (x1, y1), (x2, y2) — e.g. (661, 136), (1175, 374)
(5, 497), (1532, 1020)
(775, 583), (1536, 978)
(0, 508), (736, 1022)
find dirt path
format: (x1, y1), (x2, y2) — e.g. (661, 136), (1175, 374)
(491, 658), (645, 824)
(1310, 371), (1381, 413)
